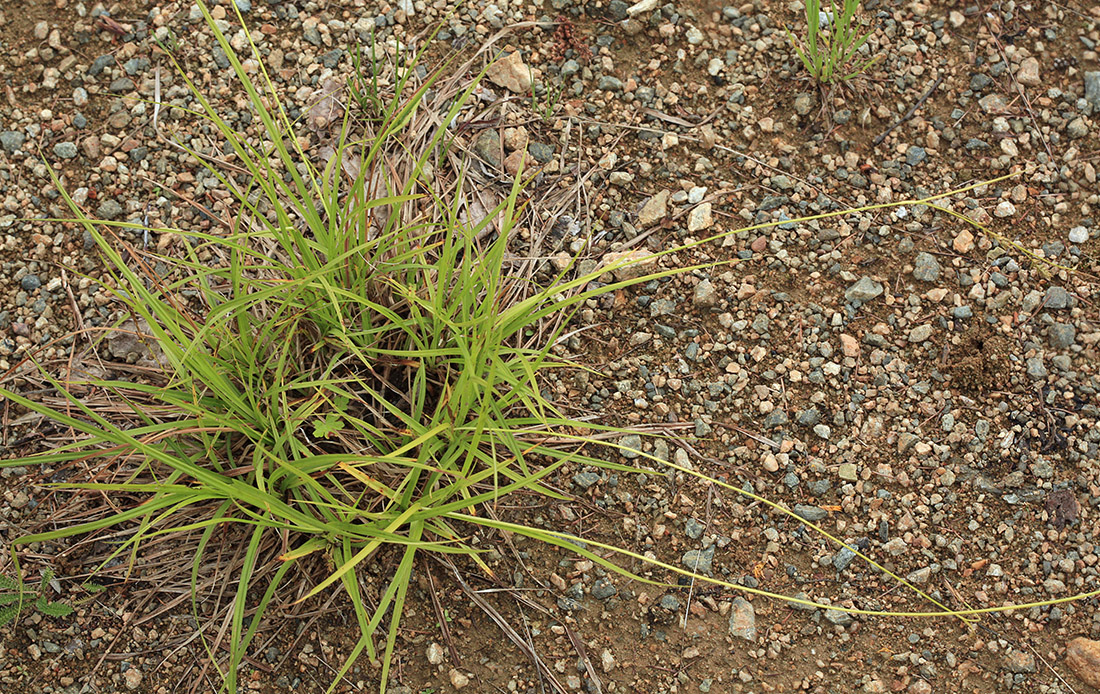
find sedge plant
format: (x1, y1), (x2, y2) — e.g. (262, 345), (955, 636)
(3, 2), (1099, 693)
(786, 0), (879, 84)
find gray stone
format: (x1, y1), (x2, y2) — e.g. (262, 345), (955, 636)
(793, 93), (814, 116)
(1086, 72), (1100, 108)
(833, 545), (858, 572)
(88, 55), (113, 77)
(969, 73), (992, 91)
(905, 146), (927, 166)
(1049, 323), (1076, 349)
(1045, 286), (1072, 309)
(620, 434), (643, 459)
(109, 77), (136, 93)
(685, 518), (705, 539)
(845, 277), (884, 303)
(908, 324), (933, 342)
(53, 142), (78, 159)
(824, 608), (853, 627)
(0, 131), (25, 153)
(790, 592), (818, 612)
(728, 597), (756, 641)
(763, 409), (788, 429)
(573, 471), (601, 488)
(472, 130), (502, 169)
(591, 577), (617, 599)
(528, 142), (554, 163)
(693, 278), (717, 307)
(97, 199), (124, 219)
(912, 252), (941, 281)
(1026, 358), (1048, 380)
(681, 545), (714, 574)
(794, 504), (827, 523)
(598, 76), (623, 92)
(608, 0), (630, 20)
(796, 407), (821, 426)
(20, 275), (41, 292)
(1067, 118), (1089, 140)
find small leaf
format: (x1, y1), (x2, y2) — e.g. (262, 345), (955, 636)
(0, 575), (18, 591)
(0, 604), (19, 626)
(82, 582), (107, 594)
(312, 413), (345, 439)
(38, 601), (74, 618)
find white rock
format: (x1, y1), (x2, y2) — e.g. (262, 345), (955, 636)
(123, 669), (142, 690)
(637, 190), (669, 226)
(1069, 226), (1088, 244)
(627, 0), (660, 17)
(426, 642), (445, 665)
(994, 200), (1016, 217)
(687, 202), (714, 232)
(449, 669), (470, 689)
(1017, 57), (1040, 87)
(600, 648), (616, 672)
(485, 51), (532, 94)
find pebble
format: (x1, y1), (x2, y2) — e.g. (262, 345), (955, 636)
(449, 669), (470, 689)
(1016, 57), (1040, 87)
(953, 229), (975, 253)
(1068, 226), (1089, 244)
(472, 130), (502, 169)
(845, 277), (883, 303)
(637, 190), (669, 226)
(619, 434), (643, 459)
(824, 609), (853, 627)
(1004, 650), (1037, 673)
(1044, 286), (1071, 309)
(627, 0), (660, 17)
(681, 546), (715, 574)
(1, 131), (26, 153)
(485, 52), (532, 94)
(1065, 638), (1100, 688)
(693, 279), (717, 308)
(793, 94), (814, 116)
(426, 643), (444, 665)
(687, 203), (713, 232)
(728, 597), (756, 641)
(794, 504), (827, 522)
(1049, 323), (1076, 349)
(123, 669), (142, 690)
(908, 324), (933, 343)
(53, 142), (78, 159)
(1085, 72), (1100, 108)
(912, 252), (940, 281)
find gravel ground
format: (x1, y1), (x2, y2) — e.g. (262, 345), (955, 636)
(1, 0), (1100, 692)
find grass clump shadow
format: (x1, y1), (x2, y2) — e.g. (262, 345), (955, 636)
(2, 3), (1098, 693)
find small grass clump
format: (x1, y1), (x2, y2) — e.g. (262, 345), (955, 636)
(3, 3), (1099, 693)
(786, 0), (879, 84)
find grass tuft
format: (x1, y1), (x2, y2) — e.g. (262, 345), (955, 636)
(2, 3), (1097, 693)
(786, 0), (879, 84)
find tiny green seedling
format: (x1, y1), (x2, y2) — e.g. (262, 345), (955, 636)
(786, 0), (879, 84)
(0, 570), (74, 626)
